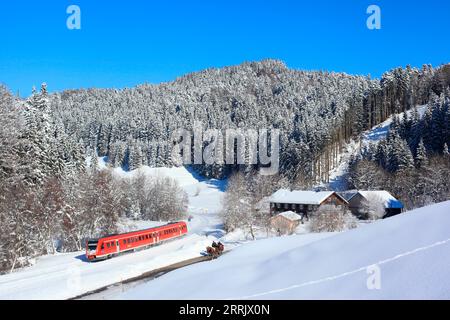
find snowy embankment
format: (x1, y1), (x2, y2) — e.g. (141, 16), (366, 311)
(0, 165), (226, 300)
(326, 105), (428, 190)
(114, 201), (450, 300)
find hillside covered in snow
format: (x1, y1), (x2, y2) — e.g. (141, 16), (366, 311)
(113, 201), (450, 300)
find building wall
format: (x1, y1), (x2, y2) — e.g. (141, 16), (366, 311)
(270, 216), (299, 235)
(384, 208), (402, 218)
(348, 193), (403, 219)
(270, 202), (317, 217)
(321, 193), (348, 207)
(347, 194), (365, 216)
(270, 193), (348, 218)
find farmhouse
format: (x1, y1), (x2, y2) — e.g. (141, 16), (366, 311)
(344, 190), (404, 219)
(269, 189), (348, 220)
(270, 211), (302, 235)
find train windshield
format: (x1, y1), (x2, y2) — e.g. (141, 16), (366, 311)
(87, 240), (98, 251)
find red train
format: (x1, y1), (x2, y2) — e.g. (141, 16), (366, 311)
(85, 221), (188, 261)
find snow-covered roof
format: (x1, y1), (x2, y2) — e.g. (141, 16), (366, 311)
(358, 191), (404, 209)
(338, 190), (358, 202)
(275, 211), (303, 221)
(269, 189), (337, 205)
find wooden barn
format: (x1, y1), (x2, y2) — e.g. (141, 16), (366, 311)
(269, 190), (348, 221)
(270, 211), (302, 235)
(343, 190), (404, 219)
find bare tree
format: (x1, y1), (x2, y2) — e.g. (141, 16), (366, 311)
(309, 205), (356, 232)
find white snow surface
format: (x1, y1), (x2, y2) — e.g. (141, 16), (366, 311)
(270, 190), (335, 205)
(0, 166), (226, 300)
(276, 211), (303, 221)
(113, 201), (450, 300)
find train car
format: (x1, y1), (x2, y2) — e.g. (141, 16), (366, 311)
(85, 221), (188, 261)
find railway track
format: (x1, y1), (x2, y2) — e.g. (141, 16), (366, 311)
(71, 252), (227, 300)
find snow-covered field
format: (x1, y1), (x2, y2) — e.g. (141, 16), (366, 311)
(111, 201), (450, 300)
(0, 166), (226, 300)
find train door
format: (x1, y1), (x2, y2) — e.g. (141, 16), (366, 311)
(116, 240), (120, 253)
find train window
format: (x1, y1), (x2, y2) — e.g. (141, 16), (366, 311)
(107, 243), (110, 248)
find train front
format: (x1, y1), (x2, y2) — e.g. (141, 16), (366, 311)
(85, 239), (99, 261)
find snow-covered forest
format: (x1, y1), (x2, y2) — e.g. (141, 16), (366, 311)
(1, 60), (449, 272)
(48, 60), (450, 183)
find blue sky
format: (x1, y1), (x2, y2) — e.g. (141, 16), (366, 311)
(1, 0), (449, 96)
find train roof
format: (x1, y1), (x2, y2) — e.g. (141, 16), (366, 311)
(97, 221), (187, 242)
